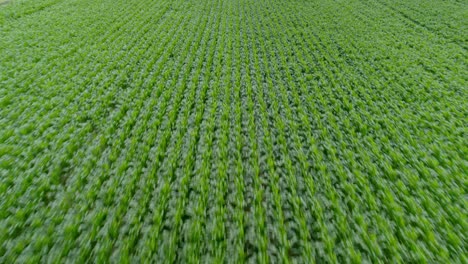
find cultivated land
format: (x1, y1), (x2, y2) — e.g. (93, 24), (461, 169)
(1, 0), (467, 262)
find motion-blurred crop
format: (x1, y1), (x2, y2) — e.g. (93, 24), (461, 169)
(1, 0), (467, 262)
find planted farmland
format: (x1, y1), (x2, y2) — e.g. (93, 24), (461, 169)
(1, 0), (467, 262)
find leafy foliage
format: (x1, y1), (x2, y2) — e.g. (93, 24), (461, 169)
(1, 0), (467, 262)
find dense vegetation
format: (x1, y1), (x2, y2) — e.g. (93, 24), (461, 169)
(1, 0), (467, 262)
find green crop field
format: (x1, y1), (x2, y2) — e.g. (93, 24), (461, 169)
(1, 0), (467, 262)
